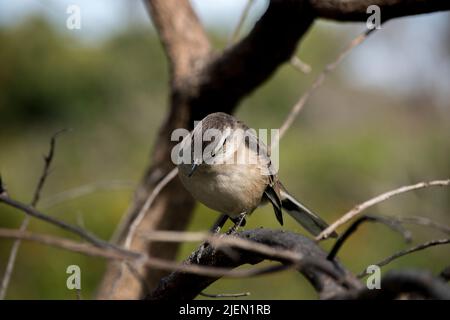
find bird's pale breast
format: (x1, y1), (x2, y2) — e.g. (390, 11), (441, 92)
(178, 162), (269, 217)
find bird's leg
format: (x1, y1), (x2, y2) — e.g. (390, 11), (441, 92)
(196, 214), (229, 263)
(227, 212), (247, 235)
(210, 214), (229, 234)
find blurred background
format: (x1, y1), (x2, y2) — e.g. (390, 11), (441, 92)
(0, 0), (449, 299)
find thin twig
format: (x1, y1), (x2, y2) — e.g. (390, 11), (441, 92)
(358, 239), (450, 278)
(0, 130), (66, 300)
(0, 217), (31, 300)
(327, 215), (412, 261)
(228, 0), (254, 44)
(317, 179), (450, 241)
(0, 194), (133, 256)
(394, 216), (450, 235)
(279, 28), (376, 140)
(125, 261), (152, 294)
(0, 228), (128, 260)
(290, 56), (312, 74)
(109, 168), (178, 296)
(39, 180), (135, 210)
(30, 130), (67, 207)
(140, 230), (304, 262)
(124, 167), (178, 249)
(0, 228), (330, 279)
(199, 291), (250, 298)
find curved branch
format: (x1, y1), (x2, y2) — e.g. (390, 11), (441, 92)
(190, 0), (315, 119)
(0, 194), (131, 255)
(147, 229), (362, 300)
(358, 238), (450, 277)
(317, 179), (450, 240)
(1, 130), (65, 299)
(333, 270), (450, 300)
(327, 215), (412, 261)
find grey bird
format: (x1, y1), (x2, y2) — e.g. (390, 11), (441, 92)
(177, 112), (336, 237)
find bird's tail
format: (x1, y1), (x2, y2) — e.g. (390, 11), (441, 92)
(280, 189), (337, 238)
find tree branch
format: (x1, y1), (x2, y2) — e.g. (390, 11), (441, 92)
(327, 215), (412, 261)
(333, 269), (450, 300)
(317, 179), (450, 240)
(358, 239), (450, 278)
(0, 130), (65, 300)
(310, 0), (450, 22)
(0, 194), (128, 254)
(279, 28), (375, 139)
(190, 0), (315, 120)
(144, 0), (210, 83)
(0, 227), (354, 282)
(147, 229), (362, 300)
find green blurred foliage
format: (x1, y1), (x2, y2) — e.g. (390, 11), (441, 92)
(0, 17), (167, 127)
(0, 17), (449, 299)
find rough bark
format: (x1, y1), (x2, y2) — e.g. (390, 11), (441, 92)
(147, 229), (362, 300)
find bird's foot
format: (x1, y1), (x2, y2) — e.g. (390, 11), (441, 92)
(197, 215), (229, 263)
(226, 213), (246, 235)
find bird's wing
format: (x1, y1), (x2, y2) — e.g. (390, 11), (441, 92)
(264, 179), (283, 226)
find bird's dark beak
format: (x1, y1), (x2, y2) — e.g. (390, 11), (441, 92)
(188, 163), (199, 177)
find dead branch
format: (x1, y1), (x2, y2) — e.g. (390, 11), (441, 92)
(394, 216), (450, 235)
(290, 56), (312, 74)
(327, 215), (412, 261)
(279, 28), (376, 139)
(199, 291), (251, 298)
(0, 130), (65, 299)
(332, 269), (450, 300)
(358, 239), (450, 278)
(0, 194), (124, 253)
(141, 230), (306, 262)
(147, 229), (362, 300)
(30, 130), (67, 207)
(317, 179), (450, 240)
(39, 180), (134, 210)
(0, 227), (349, 281)
(124, 168), (178, 249)
(0, 228), (132, 260)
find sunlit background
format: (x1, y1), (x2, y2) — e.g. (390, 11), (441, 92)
(0, 0), (449, 299)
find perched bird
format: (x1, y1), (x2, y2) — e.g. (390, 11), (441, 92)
(176, 112), (336, 237)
